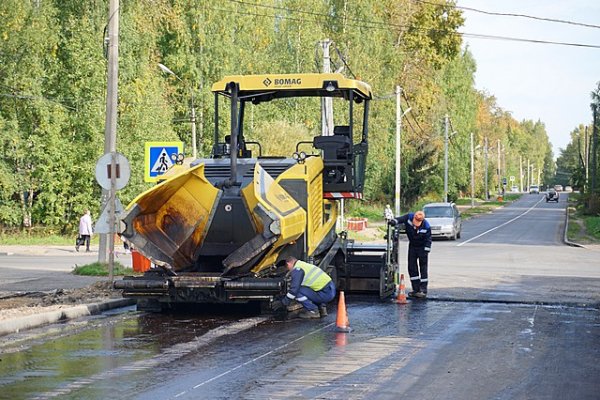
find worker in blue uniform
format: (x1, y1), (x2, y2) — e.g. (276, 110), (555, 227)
(274, 256), (336, 319)
(389, 210), (432, 298)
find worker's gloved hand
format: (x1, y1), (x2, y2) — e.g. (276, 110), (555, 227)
(388, 219), (397, 226)
(271, 300), (285, 311)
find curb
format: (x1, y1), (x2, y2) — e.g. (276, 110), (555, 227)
(0, 298), (136, 337)
(564, 204), (586, 248)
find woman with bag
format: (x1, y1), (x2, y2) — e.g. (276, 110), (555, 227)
(76, 210), (94, 252)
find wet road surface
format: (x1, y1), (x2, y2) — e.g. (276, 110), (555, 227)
(1, 299), (597, 399)
(1, 193), (599, 399)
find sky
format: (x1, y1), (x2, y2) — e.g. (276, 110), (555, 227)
(455, 0), (600, 158)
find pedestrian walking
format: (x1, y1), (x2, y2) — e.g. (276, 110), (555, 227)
(76, 210), (94, 252)
(273, 256), (336, 319)
(389, 210), (432, 298)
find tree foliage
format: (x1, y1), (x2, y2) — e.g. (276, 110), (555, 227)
(0, 0), (558, 231)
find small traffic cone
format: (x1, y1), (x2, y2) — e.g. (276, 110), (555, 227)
(396, 274), (408, 304)
(335, 291), (352, 333)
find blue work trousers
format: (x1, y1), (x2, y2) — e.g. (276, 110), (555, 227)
(296, 281), (336, 311)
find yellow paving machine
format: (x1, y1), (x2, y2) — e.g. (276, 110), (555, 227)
(114, 73), (396, 311)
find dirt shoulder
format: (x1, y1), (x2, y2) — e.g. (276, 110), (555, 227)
(0, 281), (124, 322)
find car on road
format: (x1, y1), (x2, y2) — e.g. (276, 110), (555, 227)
(529, 185), (540, 194)
(510, 185), (519, 193)
(564, 185), (573, 193)
(554, 184), (563, 192)
(423, 202), (462, 240)
(545, 188), (559, 202)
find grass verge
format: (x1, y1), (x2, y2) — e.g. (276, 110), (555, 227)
(73, 262), (133, 276)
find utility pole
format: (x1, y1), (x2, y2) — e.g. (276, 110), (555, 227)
(497, 139), (501, 195)
(444, 115), (449, 202)
(395, 86), (402, 216)
(519, 155), (523, 192)
(191, 94), (197, 158)
(592, 106), (598, 194)
(584, 126), (589, 192)
(470, 132), (475, 208)
(321, 39), (333, 136)
(99, 0), (119, 281)
(527, 158), (531, 190)
(484, 137), (489, 200)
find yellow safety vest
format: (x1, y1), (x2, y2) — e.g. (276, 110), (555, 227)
(294, 260), (331, 291)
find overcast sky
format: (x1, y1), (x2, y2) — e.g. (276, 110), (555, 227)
(456, 0), (600, 158)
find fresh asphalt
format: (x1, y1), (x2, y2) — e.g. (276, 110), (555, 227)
(1, 194), (599, 399)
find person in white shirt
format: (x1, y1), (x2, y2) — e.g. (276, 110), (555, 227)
(77, 210), (94, 252)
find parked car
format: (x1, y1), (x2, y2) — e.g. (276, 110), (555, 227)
(529, 185), (540, 194)
(554, 184), (563, 192)
(545, 188), (559, 202)
(423, 202), (462, 240)
(564, 185), (573, 193)
(510, 185), (519, 193)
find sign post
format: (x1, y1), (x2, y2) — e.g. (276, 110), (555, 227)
(95, 152), (130, 282)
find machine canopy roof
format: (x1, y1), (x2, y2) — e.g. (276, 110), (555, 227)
(211, 73), (372, 102)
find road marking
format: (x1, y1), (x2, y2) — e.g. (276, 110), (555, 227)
(183, 322), (335, 395)
(32, 317), (268, 400)
(457, 197), (545, 247)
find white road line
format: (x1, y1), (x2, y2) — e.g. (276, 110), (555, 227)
(457, 197), (545, 247)
(184, 322), (335, 393)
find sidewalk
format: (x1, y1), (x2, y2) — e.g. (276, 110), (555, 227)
(0, 245), (135, 337)
(0, 244), (134, 261)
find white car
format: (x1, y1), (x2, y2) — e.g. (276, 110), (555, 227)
(423, 202), (462, 240)
(529, 185), (540, 194)
(511, 185), (519, 193)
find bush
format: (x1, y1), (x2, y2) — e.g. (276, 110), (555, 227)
(73, 262), (133, 276)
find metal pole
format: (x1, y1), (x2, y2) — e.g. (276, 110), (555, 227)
(444, 115), (449, 202)
(321, 39), (333, 136)
(497, 139), (501, 195)
(191, 92), (197, 159)
(519, 155), (523, 192)
(470, 132), (475, 208)
(584, 126), (589, 192)
(102, 0), (119, 281)
(592, 107), (598, 194)
(484, 137), (489, 200)
(527, 158), (530, 190)
(395, 85), (401, 216)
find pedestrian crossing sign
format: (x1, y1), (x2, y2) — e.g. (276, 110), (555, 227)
(144, 141), (184, 182)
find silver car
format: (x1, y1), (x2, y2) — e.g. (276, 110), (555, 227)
(423, 202), (462, 240)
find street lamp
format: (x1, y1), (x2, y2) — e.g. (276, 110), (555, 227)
(158, 63), (197, 159)
(470, 133), (481, 208)
(395, 85), (411, 216)
(443, 115), (457, 203)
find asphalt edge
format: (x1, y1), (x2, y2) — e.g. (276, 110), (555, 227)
(0, 298), (135, 337)
(564, 201), (585, 248)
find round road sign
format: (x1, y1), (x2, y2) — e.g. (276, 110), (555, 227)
(95, 152), (130, 190)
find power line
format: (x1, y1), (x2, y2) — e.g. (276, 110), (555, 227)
(415, 0), (600, 30)
(216, 1), (600, 49)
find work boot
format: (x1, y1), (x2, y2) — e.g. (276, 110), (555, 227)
(318, 304), (328, 318)
(298, 309), (320, 319)
(408, 291), (426, 299)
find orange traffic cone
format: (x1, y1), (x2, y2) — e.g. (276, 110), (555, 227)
(335, 291), (352, 333)
(396, 274), (408, 304)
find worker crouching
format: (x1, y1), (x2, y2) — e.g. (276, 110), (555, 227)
(273, 256), (336, 319)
